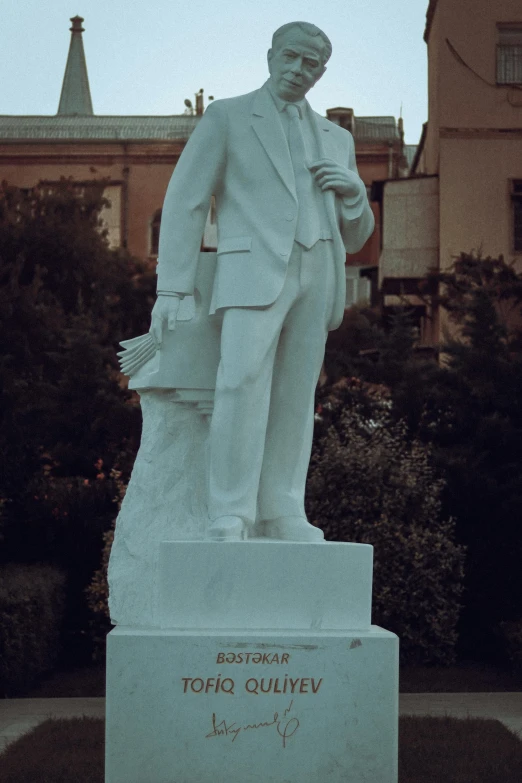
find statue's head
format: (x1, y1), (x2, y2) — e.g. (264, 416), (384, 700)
(267, 22), (331, 103)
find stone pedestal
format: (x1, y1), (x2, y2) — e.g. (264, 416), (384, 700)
(158, 541), (373, 630)
(105, 541), (399, 783)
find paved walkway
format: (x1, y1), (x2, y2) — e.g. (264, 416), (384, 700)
(0, 693), (521, 753)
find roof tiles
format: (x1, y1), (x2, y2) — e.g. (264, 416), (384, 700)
(0, 113), (398, 143)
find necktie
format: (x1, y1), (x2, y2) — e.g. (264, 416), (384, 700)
(285, 103), (321, 249)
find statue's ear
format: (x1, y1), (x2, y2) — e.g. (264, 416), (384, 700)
(267, 48), (273, 68)
(317, 65), (327, 83)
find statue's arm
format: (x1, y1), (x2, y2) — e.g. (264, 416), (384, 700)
(150, 101), (227, 343)
(156, 100), (227, 295)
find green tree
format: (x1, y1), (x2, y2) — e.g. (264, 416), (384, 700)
(320, 252), (522, 661)
(418, 253), (522, 658)
(0, 179), (155, 658)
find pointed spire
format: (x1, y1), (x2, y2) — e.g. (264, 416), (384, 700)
(57, 16), (94, 116)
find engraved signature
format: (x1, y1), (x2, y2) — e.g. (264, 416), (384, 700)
(205, 700), (299, 748)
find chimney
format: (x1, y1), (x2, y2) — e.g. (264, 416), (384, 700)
(326, 107), (355, 135)
(195, 89), (204, 116)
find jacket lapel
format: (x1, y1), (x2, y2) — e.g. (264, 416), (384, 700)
(251, 86), (296, 202)
(250, 90), (342, 228)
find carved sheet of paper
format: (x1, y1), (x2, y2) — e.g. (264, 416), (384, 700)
(118, 252), (220, 395)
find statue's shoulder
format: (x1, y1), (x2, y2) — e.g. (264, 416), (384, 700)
(207, 89), (260, 117)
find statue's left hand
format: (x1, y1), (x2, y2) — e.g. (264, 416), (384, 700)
(309, 158), (363, 200)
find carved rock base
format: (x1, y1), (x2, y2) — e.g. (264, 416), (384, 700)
(108, 391), (210, 627)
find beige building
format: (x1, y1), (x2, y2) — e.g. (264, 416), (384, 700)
(0, 16), (408, 310)
(376, 0), (522, 345)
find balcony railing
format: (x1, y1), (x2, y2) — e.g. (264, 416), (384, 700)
(497, 45), (522, 85)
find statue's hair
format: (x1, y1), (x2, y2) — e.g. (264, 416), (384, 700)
(271, 22), (332, 64)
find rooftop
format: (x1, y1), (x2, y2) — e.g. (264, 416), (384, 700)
(355, 117), (400, 142)
(0, 115), (200, 142)
(0, 113), (400, 143)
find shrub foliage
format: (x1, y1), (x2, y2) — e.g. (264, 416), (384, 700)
(306, 380), (465, 664)
(322, 253), (522, 661)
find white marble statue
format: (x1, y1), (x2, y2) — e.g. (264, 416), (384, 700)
(106, 33), (398, 780)
(125, 21), (374, 545)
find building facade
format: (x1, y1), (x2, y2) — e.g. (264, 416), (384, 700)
(0, 16), (408, 308)
(376, 0), (522, 345)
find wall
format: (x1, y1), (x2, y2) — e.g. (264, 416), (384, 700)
(0, 136), (390, 268)
(436, 0), (522, 130)
(0, 141), (182, 261)
(422, 0), (522, 174)
(379, 176), (439, 283)
(423, 0), (442, 174)
(439, 134), (522, 268)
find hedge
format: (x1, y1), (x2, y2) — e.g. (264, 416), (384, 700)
(0, 563), (66, 696)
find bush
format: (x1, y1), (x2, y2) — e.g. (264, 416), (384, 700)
(0, 563), (66, 696)
(306, 379), (465, 665)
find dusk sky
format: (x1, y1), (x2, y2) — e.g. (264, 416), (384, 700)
(2, 0), (429, 144)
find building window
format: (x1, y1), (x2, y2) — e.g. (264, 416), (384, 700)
(150, 209), (162, 256)
(497, 25), (522, 85)
(512, 180), (522, 253)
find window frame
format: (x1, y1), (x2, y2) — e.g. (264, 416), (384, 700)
(496, 24), (522, 86)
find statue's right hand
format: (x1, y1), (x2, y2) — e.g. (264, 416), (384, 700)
(150, 294), (181, 345)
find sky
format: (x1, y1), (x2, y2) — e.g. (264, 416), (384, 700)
(2, 0), (429, 144)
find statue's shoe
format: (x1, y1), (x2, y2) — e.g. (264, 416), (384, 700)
(264, 516), (325, 542)
(205, 515), (247, 542)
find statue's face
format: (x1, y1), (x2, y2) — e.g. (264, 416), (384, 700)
(267, 28), (327, 102)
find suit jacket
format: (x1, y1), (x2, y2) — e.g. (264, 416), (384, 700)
(156, 83), (375, 331)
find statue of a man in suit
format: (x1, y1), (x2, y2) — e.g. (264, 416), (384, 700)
(150, 22), (375, 542)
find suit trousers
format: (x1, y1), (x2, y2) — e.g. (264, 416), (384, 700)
(207, 239), (336, 525)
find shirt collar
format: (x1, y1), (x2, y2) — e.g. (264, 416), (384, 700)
(265, 79), (307, 118)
